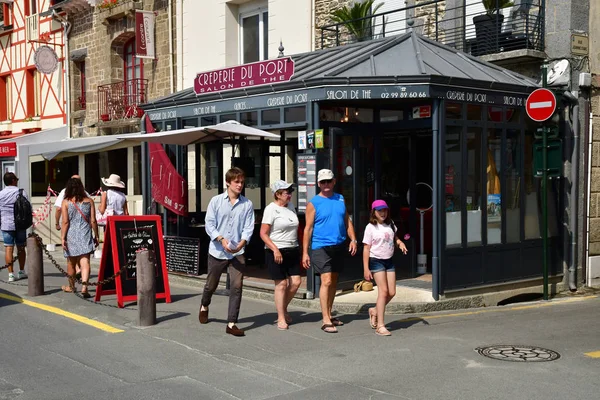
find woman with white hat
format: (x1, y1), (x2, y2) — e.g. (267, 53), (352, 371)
(260, 180), (301, 330)
(99, 174), (129, 218)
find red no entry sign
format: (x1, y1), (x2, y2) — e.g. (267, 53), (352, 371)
(526, 88), (556, 122)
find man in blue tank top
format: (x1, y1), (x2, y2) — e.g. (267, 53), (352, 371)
(302, 169), (357, 333)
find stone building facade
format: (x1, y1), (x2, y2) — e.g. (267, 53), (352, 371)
(60, 0), (175, 137)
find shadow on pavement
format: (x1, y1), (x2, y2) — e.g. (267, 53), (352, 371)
(157, 311), (190, 323)
(387, 317), (429, 332)
(169, 293), (200, 302)
(0, 288), (22, 308)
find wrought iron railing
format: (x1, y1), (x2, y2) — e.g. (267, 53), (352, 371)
(319, 0), (544, 57)
(97, 78), (147, 122)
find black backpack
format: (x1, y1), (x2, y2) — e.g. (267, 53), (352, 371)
(14, 189), (33, 230)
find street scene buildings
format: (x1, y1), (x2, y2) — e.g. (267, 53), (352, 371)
(0, 0), (597, 303)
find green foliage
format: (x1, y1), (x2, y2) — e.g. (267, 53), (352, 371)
(330, 0), (384, 42)
(482, 0), (515, 15)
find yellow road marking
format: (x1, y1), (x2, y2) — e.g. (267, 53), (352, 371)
(0, 293), (124, 333)
(584, 351), (600, 358)
(397, 295), (599, 323)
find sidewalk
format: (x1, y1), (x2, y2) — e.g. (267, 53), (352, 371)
(4, 245), (592, 316)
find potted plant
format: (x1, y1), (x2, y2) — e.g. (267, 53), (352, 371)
(473, 0), (514, 55)
(330, 0), (384, 43)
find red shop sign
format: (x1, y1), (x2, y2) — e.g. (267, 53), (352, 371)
(194, 57), (295, 94)
(0, 142), (17, 157)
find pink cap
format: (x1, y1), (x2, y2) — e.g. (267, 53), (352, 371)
(372, 200), (389, 210)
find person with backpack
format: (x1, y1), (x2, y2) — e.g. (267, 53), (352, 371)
(0, 172), (31, 282)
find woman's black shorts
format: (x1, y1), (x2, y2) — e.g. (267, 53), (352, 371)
(265, 247), (301, 280)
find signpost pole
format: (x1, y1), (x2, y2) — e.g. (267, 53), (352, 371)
(541, 62), (549, 301)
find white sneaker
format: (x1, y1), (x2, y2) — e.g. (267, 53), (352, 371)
(17, 270), (27, 280)
(8, 273), (15, 282)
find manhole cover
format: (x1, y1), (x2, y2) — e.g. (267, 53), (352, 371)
(475, 345), (560, 362)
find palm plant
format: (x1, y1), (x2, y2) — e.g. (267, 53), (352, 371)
(482, 0), (514, 16)
(330, 0), (384, 42)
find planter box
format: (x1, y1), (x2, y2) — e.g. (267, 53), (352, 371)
(19, 119), (42, 131)
(97, 0), (143, 25)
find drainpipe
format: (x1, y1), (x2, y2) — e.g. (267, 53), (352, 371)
(168, 0), (174, 93)
(52, 10), (72, 137)
(569, 102), (579, 291)
(432, 99), (440, 300)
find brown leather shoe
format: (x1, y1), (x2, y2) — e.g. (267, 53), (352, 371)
(226, 324), (245, 336)
(199, 307), (208, 324)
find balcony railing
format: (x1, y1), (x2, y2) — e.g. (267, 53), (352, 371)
(319, 0), (544, 57)
(97, 78), (147, 122)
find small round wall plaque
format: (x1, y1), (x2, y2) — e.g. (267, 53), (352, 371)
(34, 45), (59, 75)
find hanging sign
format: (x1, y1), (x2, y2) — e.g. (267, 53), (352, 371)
(95, 215), (171, 308)
(135, 10), (155, 59)
(194, 57), (295, 94)
(34, 46), (59, 75)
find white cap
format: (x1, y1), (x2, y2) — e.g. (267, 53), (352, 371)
(270, 180), (293, 193)
(317, 169), (334, 182)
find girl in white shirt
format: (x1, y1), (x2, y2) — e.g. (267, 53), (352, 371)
(362, 200), (407, 336)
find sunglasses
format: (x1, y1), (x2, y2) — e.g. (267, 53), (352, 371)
(319, 179), (333, 184)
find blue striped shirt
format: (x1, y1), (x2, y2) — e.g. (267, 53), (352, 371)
(205, 192), (255, 260)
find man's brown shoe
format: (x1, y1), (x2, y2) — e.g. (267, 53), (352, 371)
(226, 324), (245, 336)
(199, 308), (209, 324)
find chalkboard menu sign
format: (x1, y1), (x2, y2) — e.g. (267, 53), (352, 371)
(95, 215), (171, 308)
(297, 153), (318, 213)
(164, 236), (200, 275)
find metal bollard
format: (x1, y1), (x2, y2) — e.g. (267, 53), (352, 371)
(136, 249), (156, 326)
(26, 236), (44, 296)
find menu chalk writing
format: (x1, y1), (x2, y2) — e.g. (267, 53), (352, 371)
(164, 236), (200, 275)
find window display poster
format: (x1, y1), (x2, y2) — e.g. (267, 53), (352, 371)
(306, 130), (315, 149)
(487, 194), (501, 223)
(298, 131), (307, 150)
(315, 129), (324, 149)
(297, 154), (317, 213)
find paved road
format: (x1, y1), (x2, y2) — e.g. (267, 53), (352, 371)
(0, 269), (599, 400)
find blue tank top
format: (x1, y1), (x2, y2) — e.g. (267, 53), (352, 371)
(310, 193), (347, 250)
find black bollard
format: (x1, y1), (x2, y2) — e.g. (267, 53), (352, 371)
(26, 236), (44, 296)
(136, 249), (156, 326)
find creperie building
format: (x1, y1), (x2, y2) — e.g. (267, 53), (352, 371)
(140, 32), (575, 302)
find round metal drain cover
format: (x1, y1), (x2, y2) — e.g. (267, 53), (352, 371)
(475, 345), (560, 362)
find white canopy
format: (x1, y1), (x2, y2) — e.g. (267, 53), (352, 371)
(116, 120), (280, 145)
(27, 135), (126, 160)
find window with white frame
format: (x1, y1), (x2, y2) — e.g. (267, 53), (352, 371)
(240, 6), (268, 63)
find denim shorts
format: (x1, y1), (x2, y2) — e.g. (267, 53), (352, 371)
(368, 257), (395, 273)
(2, 230), (27, 247)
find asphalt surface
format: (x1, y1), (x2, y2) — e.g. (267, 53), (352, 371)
(0, 258), (599, 400)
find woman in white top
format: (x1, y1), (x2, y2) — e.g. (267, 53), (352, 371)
(260, 180), (302, 331)
(99, 174), (129, 217)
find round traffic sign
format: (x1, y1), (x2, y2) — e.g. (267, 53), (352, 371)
(526, 88), (556, 122)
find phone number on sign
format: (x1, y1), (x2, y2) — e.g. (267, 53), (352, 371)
(380, 91), (426, 99)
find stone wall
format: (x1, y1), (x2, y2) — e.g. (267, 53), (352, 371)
(589, 85), (600, 255)
(67, 0), (175, 137)
(314, 0), (354, 49)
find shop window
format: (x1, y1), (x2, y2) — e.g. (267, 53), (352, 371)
(261, 108), (279, 125)
(445, 126), (462, 248)
(505, 128), (521, 243)
(182, 118), (198, 128)
(204, 142), (220, 189)
(201, 116), (216, 126)
(85, 148), (128, 195)
(240, 8), (268, 63)
(132, 146), (142, 195)
(445, 102), (462, 119)
(31, 156), (79, 197)
(467, 104), (482, 121)
(380, 109), (404, 122)
(244, 141), (268, 210)
(240, 111), (258, 126)
(466, 128), (482, 246)
(220, 113), (236, 123)
(0, 75), (10, 121)
(284, 106), (306, 123)
(486, 128), (502, 244)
